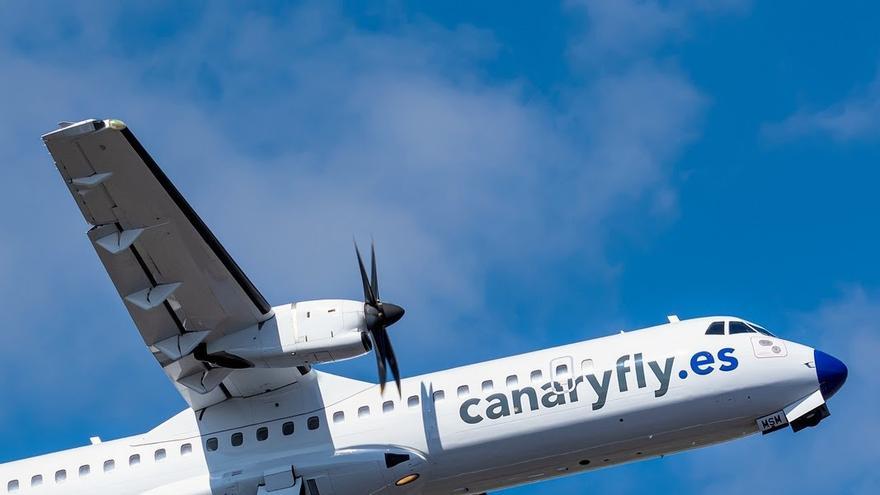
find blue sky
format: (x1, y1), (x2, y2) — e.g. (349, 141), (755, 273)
(0, 1), (878, 493)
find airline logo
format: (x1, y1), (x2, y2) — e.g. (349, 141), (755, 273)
(459, 348), (739, 424)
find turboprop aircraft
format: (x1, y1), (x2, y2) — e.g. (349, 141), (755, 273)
(0, 119), (847, 494)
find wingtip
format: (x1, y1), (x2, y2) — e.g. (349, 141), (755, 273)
(41, 119), (97, 141)
(106, 119), (127, 131)
(41, 118), (125, 141)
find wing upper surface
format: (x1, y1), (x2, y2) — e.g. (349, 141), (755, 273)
(42, 119), (303, 409)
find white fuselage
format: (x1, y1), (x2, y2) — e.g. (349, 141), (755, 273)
(0, 317), (822, 495)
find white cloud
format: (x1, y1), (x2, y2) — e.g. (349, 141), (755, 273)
(0, 0), (712, 447)
(764, 69), (880, 142)
(565, 0), (749, 64)
(567, 0), (685, 62)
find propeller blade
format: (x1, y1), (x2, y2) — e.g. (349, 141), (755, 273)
(383, 327), (402, 394)
(370, 242), (379, 303)
(371, 329), (388, 392)
(353, 241), (404, 395)
(355, 242), (376, 304)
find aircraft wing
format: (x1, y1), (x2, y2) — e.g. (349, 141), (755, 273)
(42, 119), (307, 410)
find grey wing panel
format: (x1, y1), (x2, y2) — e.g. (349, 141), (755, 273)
(42, 119), (291, 409)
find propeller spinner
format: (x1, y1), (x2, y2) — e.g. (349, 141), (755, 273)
(355, 242), (405, 394)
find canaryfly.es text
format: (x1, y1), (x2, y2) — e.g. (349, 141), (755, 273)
(459, 348), (739, 424)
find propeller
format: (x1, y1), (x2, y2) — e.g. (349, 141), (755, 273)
(355, 242), (405, 394)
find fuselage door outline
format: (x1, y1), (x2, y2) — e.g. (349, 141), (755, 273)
(550, 355), (575, 392)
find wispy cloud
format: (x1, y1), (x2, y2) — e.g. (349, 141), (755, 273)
(565, 0), (748, 65)
(0, 0), (714, 457)
(764, 69), (880, 142)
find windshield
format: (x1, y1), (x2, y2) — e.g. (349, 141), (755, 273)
(747, 323), (776, 337)
(729, 321), (754, 334)
(703, 320), (778, 337)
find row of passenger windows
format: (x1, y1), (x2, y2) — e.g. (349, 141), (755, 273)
(204, 417), (317, 452)
(6, 415), (328, 492)
(5, 363), (599, 491)
(329, 364), (593, 424)
(6, 444), (193, 492)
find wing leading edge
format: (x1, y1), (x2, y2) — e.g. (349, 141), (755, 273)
(42, 119), (306, 410)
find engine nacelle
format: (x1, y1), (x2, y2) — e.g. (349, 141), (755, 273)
(204, 300), (371, 369)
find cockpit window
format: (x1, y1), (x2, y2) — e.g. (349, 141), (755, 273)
(705, 321), (725, 335)
(747, 323), (776, 337)
(729, 321), (755, 334)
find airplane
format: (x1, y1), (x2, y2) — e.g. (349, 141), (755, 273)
(0, 118), (847, 495)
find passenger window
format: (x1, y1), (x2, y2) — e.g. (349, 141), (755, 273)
(530, 370), (543, 383)
(457, 385), (469, 397)
(30, 475), (42, 487)
(6, 480), (18, 492)
(705, 321), (725, 335)
(256, 427), (269, 441)
(181, 443), (193, 456)
(55, 470), (66, 483)
(506, 375), (518, 388)
(729, 321), (754, 334)
(78, 465), (90, 477)
(581, 359), (594, 373)
(407, 395), (419, 408)
(155, 449), (167, 461)
(129, 454), (140, 466)
(433, 390), (445, 402)
(481, 380), (493, 392)
(383, 400), (394, 413)
(231, 433), (244, 447)
(307, 416), (320, 430)
(206, 437), (219, 451)
(555, 364), (570, 378)
(333, 411), (345, 423)
(103, 460), (115, 473)
(358, 406), (370, 418)
(282, 422), (295, 436)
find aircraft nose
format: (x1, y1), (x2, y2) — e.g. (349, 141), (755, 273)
(814, 349), (848, 400)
